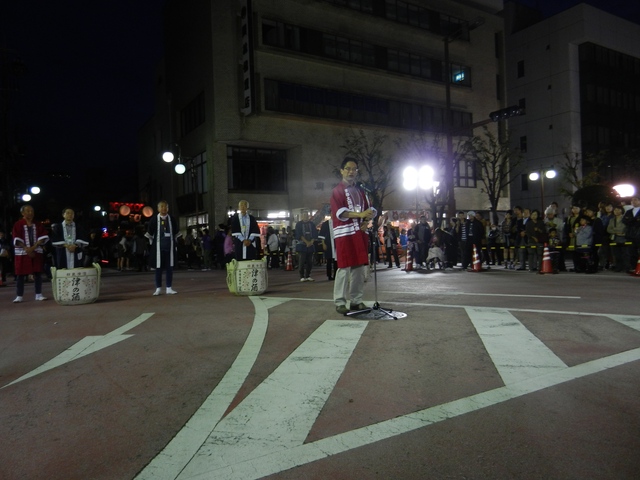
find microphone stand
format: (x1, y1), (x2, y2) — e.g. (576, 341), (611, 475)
(347, 184), (406, 320)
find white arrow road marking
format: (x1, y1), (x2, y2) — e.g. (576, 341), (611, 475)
(2, 312), (154, 389)
(465, 307), (567, 385)
(176, 319), (368, 480)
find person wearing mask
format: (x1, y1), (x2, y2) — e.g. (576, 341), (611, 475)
(12, 204), (49, 303)
(145, 200), (181, 295)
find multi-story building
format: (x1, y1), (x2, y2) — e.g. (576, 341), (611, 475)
(504, 1), (640, 215)
(138, 0), (506, 231)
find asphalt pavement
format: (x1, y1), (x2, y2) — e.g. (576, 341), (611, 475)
(1, 263), (639, 479)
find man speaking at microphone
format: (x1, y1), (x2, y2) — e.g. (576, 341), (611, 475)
(331, 158), (377, 315)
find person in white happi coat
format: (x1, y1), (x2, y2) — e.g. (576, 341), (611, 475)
(145, 200), (181, 296)
(51, 208), (89, 269)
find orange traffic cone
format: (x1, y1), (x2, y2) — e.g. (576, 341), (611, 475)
(285, 251), (293, 271)
(630, 255), (640, 277)
(538, 244), (554, 274)
(472, 245), (483, 272)
(403, 245), (413, 272)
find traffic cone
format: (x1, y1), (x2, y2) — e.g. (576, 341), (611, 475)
(403, 246), (413, 272)
(538, 243), (554, 274)
(285, 251), (293, 271)
(630, 255), (640, 277)
(472, 245), (483, 272)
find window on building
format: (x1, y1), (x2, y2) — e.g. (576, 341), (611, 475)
(180, 92), (205, 136)
(263, 78), (471, 133)
(182, 152), (207, 195)
(454, 160), (476, 188)
(227, 147), (287, 192)
(264, 19), (468, 85)
(519, 136), (527, 153)
(517, 60), (525, 78)
(521, 174), (529, 191)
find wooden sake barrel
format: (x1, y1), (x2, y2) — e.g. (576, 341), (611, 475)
(226, 258), (268, 295)
(51, 263), (101, 305)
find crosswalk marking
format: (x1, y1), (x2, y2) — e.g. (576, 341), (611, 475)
(176, 319), (368, 480)
(465, 307), (567, 384)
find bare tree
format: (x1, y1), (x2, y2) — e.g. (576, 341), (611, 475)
(558, 150), (603, 199)
(461, 126), (522, 223)
(338, 129), (396, 214)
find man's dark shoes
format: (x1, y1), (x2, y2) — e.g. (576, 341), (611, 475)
(336, 305), (349, 315)
(349, 303), (367, 311)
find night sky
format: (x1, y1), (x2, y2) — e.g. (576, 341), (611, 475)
(2, 0), (639, 222)
(2, 1), (166, 218)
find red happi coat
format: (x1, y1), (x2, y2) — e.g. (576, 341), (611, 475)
(331, 181), (374, 269)
(13, 218), (49, 275)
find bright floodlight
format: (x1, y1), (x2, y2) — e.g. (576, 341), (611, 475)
(528, 172), (540, 181)
(94, 205), (101, 212)
(403, 166), (418, 190)
(418, 165), (435, 190)
(162, 151), (175, 163)
(545, 169), (557, 179)
(174, 163), (186, 174)
(30, 186), (41, 194)
(22, 193), (32, 202)
(613, 184), (636, 197)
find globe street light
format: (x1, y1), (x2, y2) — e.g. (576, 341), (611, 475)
(528, 167), (556, 212)
(403, 165), (436, 217)
(613, 184), (636, 198)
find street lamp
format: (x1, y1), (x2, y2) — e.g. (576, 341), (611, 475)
(403, 165), (438, 222)
(162, 145), (200, 224)
(20, 186), (41, 202)
(528, 167), (556, 212)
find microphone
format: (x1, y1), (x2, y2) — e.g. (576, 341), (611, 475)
(357, 181), (372, 193)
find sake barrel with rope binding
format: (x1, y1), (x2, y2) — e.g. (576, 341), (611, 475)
(226, 257), (268, 295)
(51, 263), (102, 305)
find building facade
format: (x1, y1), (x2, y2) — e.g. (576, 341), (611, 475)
(504, 2), (640, 214)
(139, 0), (506, 231)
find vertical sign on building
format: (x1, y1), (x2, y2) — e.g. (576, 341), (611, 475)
(240, 0), (255, 116)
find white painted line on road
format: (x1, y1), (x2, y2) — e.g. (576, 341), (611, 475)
(135, 297), (270, 480)
(194, 347), (640, 480)
(2, 312), (155, 389)
(606, 314), (640, 332)
(177, 319), (368, 480)
(465, 307), (567, 384)
(380, 291), (581, 299)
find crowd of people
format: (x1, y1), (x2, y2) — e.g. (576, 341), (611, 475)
(398, 196), (640, 275)
(2, 193), (639, 304)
